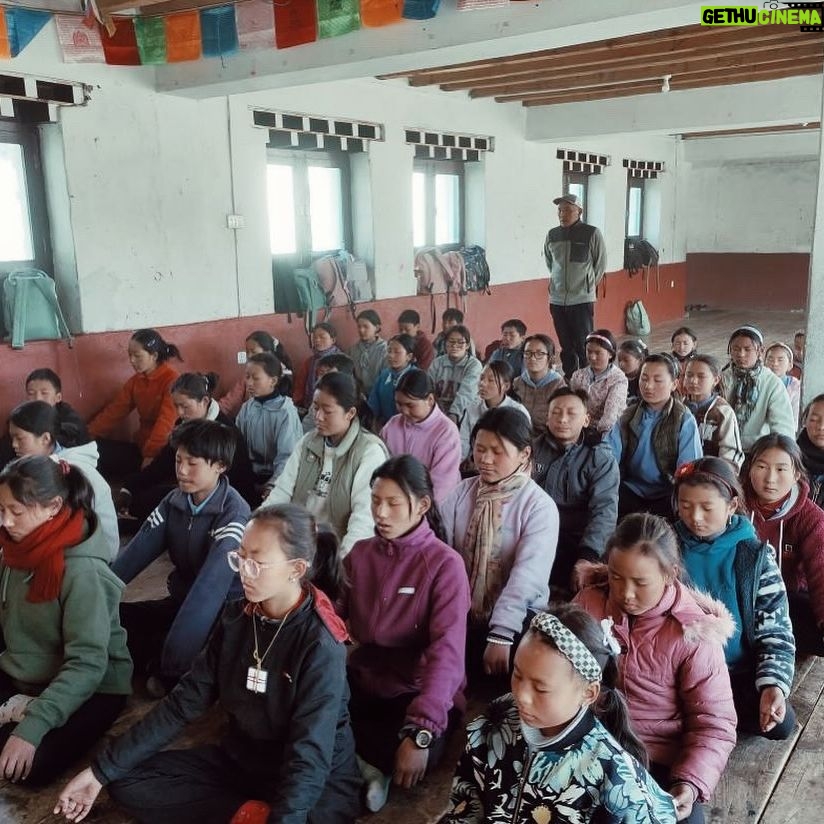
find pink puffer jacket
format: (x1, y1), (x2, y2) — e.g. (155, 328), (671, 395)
(574, 565), (737, 801)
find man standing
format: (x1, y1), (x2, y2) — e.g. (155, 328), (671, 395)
(544, 194), (607, 379)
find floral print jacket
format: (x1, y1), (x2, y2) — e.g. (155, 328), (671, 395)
(439, 695), (676, 824)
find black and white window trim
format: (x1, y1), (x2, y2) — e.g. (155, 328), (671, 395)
(557, 149), (610, 175)
(0, 71), (87, 125)
(252, 109), (384, 153)
(623, 159), (665, 179)
(405, 129), (493, 161)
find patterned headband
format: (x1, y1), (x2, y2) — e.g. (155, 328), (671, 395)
(729, 325), (763, 346)
(531, 613), (602, 683)
(586, 333), (615, 354)
(766, 341), (794, 363)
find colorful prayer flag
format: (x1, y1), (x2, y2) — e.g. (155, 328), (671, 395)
(236, 0), (276, 50)
(200, 6), (238, 58)
(274, 0), (317, 49)
(165, 10), (201, 62)
(101, 17), (140, 65)
(317, 0), (360, 38)
(402, 0), (440, 19)
(55, 14), (105, 63)
(360, 0), (402, 27)
(4, 7), (52, 57)
(0, 8), (11, 59)
(134, 16), (166, 64)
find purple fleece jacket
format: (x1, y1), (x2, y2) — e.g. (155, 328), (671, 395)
(380, 406), (462, 504)
(338, 520), (470, 736)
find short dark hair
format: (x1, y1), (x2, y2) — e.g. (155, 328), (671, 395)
(523, 334), (556, 360)
(445, 324), (472, 346)
(248, 352), (283, 380)
(395, 369), (434, 400)
(471, 406), (532, 451)
(169, 419), (236, 467)
(442, 308), (463, 323)
(312, 322), (337, 340)
(388, 334), (416, 357)
(742, 434), (807, 499)
(356, 309), (381, 328)
(548, 386), (589, 407)
(26, 368), (61, 392)
(671, 326), (697, 344)
(643, 352), (679, 381)
(317, 353), (355, 376)
(316, 372), (359, 413)
(501, 319), (527, 336)
(398, 309), (421, 326)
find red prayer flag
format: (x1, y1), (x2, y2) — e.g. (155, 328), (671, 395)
(274, 0), (317, 49)
(101, 17), (140, 65)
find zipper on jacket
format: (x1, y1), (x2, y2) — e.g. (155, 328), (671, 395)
(511, 751), (535, 823)
(188, 516), (194, 532)
(0, 565), (8, 608)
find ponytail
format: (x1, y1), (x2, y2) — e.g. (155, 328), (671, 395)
(312, 528), (346, 603)
(132, 328), (183, 364)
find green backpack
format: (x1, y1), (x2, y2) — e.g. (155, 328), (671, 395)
(624, 299), (651, 337)
(2, 269), (73, 349)
(273, 262), (328, 339)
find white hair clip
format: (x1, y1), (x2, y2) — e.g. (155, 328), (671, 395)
(601, 618), (621, 656)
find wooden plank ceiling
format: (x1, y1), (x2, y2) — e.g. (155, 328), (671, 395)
(380, 24), (824, 107)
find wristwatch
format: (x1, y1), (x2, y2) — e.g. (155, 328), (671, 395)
(400, 726), (433, 749)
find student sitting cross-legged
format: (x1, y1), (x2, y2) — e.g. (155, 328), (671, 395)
(112, 419), (251, 696)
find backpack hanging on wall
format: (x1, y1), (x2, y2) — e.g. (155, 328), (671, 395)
(625, 299), (651, 337)
(414, 248), (466, 331)
(624, 237), (660, 292)
(314, 252), (357, 321)
(460, 245), (491, 294)
(2, 269), (73, 350)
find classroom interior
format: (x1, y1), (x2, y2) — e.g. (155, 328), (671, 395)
(1, 0), (824, 821)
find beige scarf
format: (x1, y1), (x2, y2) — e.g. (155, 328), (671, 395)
(463, 473), (530, 621)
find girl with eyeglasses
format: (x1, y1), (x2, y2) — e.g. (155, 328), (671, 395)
(512, 333), (565, 435)
(55, 504), (361, 824)
(428, 324), (483, 426)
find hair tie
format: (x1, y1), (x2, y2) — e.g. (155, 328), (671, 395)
(531, 613), (602, 683)
(600, 618), (621, 656)
(58, 459), (71, 476)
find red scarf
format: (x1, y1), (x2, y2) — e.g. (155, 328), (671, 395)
(0, 507), (85, 603)
(754, 491), (792, 522)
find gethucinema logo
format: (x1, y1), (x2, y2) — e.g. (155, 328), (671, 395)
(701, 2), (824, 30)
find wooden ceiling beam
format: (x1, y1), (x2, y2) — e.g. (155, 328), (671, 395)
(515, 83), (664, 107)
(681, 123), (820, 139)
(467, 46), (824, 98)
(408, 27), (805, 88)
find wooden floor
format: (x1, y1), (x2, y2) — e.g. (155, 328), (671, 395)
(0, 307), (814, 824)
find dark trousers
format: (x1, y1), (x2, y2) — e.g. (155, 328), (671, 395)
(96, 438), (143, 482)
(550, 302), (594, 379)
(108, 744), (360, 824)
(649, 762), (705, 824)
(788, 591), (824, 656)
(0, 671), (126, 787)
(120, 597), (179, 679)
(618, 485), (674, 520)
(730, 670), (796, 740)
(347, 679), (457, 776)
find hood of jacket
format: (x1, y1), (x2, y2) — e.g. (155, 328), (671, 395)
(62, 517), (112, 564)
(675, 513), (757, 553)
(519, 369), (564, 389)
(753, 478), (808, 522)
(54, 440), (100, 472)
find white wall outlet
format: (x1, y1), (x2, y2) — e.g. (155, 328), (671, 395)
(237, 351), (247, 365)
(227, 214), (245, 229)
(670, 280), (675, 288)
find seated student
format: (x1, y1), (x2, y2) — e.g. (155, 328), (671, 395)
(55, 505), (362, 824)
(433, 308), (465, 357)
(380, 370), (461, 504)
(302, 352), (358, 434)
(266, 373), (389, 556)
(765, 341), (801, 430)
(339, 456), (470, 813)
(575, 514), (736, 824)
(88, 328), (182, 477)
(236, 353), (302, 496)
(721, 325), (795, 452)
(532, 387), (618, 592)
(671, 326), (698, 373)
(683, 354), (744, 470)
(488, 319), (527, 377)
(608, 354), (702, 518)
(428, 324), (482, 426)
(117, 373), (257, 523)
(674, 457), (796, 741)
(8, 401), (119, 561)
(791, 329), (805, 379)
(743, 434), (824, 656)
(459, 362), (530, 468)
(398, 309), (435, 371)
(0, 456), (131, 787)
(617, 339), (648, 405)
(513, 333), (565, 435)
(367, 334), (416, 429)
(438, 605), (678, 824)
(569, 329), (628, 435)
(293, 322), (343, 412)
(219, 331), (294, 419)
(440, 408), (558, 680)
(113, 420), (251, 696)
(798, 393), (824, 508)
(348, 309), (387, 397)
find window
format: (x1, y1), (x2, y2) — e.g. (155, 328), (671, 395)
(562, 170), (589, 221)
(266, 149), (351, 266)
(0, 122), (52, 275)
(626, 176), (645, 237)
(412, 159), (464, 249)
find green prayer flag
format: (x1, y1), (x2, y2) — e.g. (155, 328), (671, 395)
(134, 16), (166, 65)
(317, 0), (360, 38)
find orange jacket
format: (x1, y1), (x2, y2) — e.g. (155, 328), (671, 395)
(88, 362), (179, 459)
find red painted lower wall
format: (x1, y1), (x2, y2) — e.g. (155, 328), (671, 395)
(687, 253), (809, 311)
(0, 263), (686, 428)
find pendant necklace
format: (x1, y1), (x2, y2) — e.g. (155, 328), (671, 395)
(247, 604), (295, 694)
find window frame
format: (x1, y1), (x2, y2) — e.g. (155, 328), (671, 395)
(266, 147), (353, 269)
(412, 157), (465, 251)
(626, 174), (645, 238)
(561, 170), (589, 222)
(0, 121), (53, 275)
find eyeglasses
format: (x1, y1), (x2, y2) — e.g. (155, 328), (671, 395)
(227, 550), (292, 580)
(446, 339), (468, 347)
(524, 351), (549, 360)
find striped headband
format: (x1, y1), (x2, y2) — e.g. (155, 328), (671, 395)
(531, 613), (602, 683)
(765, 341), (794, 363)
(586, 333), (615, 354)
